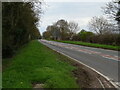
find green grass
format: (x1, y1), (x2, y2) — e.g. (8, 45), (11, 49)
(54, 40), (120, 51)
(3, 40), (78, 88)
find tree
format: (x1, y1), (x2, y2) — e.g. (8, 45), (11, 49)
(43, 31), (51, 39)
(45, 25), (61, 40)
(102, 0), (120, 21)
(55, 19), (70, 40)
(102, 0), (120, 32)
(68, 21), (80, 40)
(102, 0), (120, 45)
(78, 29), (94, 42)
(43, 19), (70, 40)
(88, 16), (113, 35)
(2, 2), (42, 58)
(43, 20), (80, 40)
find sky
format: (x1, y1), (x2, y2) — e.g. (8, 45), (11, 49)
(39, 0), (112, 35)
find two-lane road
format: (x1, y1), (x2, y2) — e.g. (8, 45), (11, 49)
(39, 39), (120, 87)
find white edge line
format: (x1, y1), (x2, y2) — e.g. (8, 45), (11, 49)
(51, 48), (119, 89)
(40, 40), (119, 88)
(96, 77), (105, 89)
(102, 56), (118, 61)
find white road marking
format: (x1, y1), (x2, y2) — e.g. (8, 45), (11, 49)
(96, 77), (105, 89)
(40, 40), (119, 88)
(47, 40), (119, 61)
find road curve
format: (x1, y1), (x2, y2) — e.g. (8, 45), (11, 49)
(39, 39), (120, 87)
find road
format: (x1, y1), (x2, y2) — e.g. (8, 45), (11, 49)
(39, 39), (120, 87)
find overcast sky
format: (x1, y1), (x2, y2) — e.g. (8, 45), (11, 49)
(39, 0), (112, 34)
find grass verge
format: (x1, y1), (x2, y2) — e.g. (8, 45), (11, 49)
(2, 40), (79, 88)
(54, 40), (120, 51)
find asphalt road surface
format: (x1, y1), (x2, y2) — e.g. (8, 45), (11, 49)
(39, 39), (120, 87)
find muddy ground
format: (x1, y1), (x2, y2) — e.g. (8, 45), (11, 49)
(70, 59), (116, 88)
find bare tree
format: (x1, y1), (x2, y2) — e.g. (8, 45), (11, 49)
(102, 0), (119, 19)
(88, 16), (113, 35)
(68, 21), (80, 40)
(68, 21), (80, 33)
(102, 0), (120, 31)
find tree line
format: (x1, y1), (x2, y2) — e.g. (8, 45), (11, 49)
(43, 0), (120, 46)
(43, 19), (80, 40)
(2, 1), (42, 58)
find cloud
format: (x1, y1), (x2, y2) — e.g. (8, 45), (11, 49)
(39, 15), (92, 34)
(39, 2), (108, 34)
